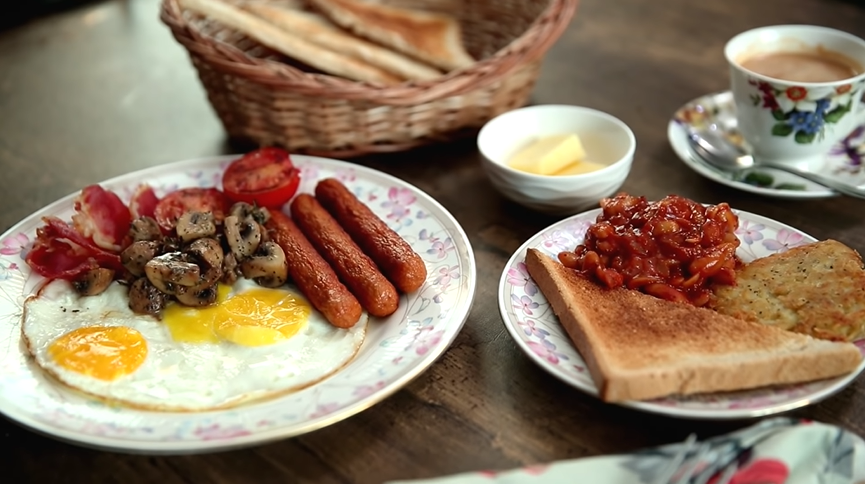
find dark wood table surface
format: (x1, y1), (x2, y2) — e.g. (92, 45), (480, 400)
(3, 0), (865, 482)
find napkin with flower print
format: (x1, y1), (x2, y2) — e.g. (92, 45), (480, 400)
(386, 418), (865, 484)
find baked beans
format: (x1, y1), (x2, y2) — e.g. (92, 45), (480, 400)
(558, 193), (740, 306)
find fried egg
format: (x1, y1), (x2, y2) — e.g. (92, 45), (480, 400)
(21, 278), (367, 411)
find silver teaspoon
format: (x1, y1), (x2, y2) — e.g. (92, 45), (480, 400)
(687, 127), (865, 199)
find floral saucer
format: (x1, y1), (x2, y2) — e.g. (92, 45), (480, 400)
(667, 91), (865, 198)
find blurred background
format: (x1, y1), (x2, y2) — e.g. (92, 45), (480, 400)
(2, 0), (95, 30)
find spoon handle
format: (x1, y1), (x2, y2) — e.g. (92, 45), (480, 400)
(759, 162), (865, 199)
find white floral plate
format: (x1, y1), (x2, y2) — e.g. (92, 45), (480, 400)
(498, 208), (865, 419)
(0, 155), (476, 453)
(668, 91), (865, 198)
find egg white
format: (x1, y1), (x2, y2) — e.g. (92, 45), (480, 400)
(21, 279), (368, 411)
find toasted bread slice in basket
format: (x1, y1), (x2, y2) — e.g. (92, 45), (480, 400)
(524, 248), (862, 402)
(180, 0), (403, 84)
(307, 0), (475, 71)
(243, 2), (443, 81)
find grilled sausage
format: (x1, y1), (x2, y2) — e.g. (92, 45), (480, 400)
(315, 178), (427, 293)
(291, 193), (399, 318)
(266, 210), (363, 328)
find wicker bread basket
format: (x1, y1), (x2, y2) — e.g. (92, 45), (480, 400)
(161, 0), (579, 157)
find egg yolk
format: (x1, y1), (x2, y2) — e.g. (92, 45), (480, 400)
(48, 326), (148, 381)
(162, 286), (310, 347)
(162, 285), (232, 344)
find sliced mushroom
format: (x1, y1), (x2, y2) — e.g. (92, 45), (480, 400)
(254, 207), (272, 226)
(129, 216), (162, 242)
(221, 252), (239, 285)
(161, 236), (182, 254)
(121, 240), (161, 277)
(175, 211), (216, 242)
(144, 252), (201, 294)
(72, 268), (115, 296)
(223, 215), (262, 260)
(229, 202), (255, 219)
(230, 202), (271, 226)
(240, 241), (288, 288)
(186, 237), (224, 287)
(128, 277), (167, 317)
(175, 283), (219, 307)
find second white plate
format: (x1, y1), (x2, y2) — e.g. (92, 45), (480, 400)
(498, 208), (865, 419)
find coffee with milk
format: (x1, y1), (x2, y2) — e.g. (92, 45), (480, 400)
(739, 49), (861, 83)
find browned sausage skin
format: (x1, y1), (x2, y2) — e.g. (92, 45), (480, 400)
(291, 194), (399, 318)
(315, 178), (427, 293)
(266, 210), (363, 329)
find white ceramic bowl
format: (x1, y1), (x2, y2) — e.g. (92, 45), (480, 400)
(477, 105), (636, 214)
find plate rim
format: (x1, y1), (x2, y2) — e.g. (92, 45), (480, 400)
(667, 90), (838, 199)
(497, 206), (865, 420)
(0, 154), (477, 453)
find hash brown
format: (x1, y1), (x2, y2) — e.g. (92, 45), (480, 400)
(710, 239), (865, 342)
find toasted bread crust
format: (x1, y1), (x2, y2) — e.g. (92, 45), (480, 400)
(243, 2), (443, 81)
(180, 0), (403, 85)
(710, 239), (865, 342)
(524, 248), (862, 402)
(308, 0), (475, 71)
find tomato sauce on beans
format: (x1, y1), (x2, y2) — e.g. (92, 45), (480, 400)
(557, 193), (740, 306)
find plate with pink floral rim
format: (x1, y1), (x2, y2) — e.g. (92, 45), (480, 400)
(668, 91), (865, 198)
(0, 155), (476, 454)
(498, 208), (865, 420)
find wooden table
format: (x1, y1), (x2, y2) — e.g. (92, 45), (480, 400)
(2, 0), (865, 482)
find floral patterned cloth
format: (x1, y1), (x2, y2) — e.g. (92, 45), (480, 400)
(386, 418), (865, 484)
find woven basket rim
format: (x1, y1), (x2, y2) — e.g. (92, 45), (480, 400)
(160, 0), (579, 104)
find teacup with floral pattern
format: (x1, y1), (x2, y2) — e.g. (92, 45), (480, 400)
(725, 25), (865, 170)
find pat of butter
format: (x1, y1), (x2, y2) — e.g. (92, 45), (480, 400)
(507, 134), (587, 175)
(554, 160), (607, 176)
